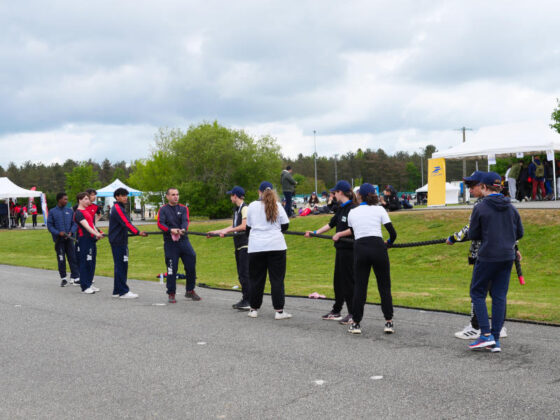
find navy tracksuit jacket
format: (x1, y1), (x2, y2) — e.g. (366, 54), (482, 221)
(109, 202), (140, 295)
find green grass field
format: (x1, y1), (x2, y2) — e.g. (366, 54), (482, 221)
(1, 209), (559, 323)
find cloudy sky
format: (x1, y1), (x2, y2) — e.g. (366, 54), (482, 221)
(1, 0), (559, 167)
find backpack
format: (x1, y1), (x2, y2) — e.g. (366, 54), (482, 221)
(535, 162), (544, 178)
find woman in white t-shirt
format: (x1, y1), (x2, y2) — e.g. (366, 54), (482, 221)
(246, 181), (292, 320)
(333, 183), (397, 335)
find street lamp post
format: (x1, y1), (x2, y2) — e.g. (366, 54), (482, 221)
(313, 130), (318, 194)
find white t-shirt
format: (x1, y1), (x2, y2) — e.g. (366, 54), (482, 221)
(347, 204), (391, 240)
(246, 201), (289, 253)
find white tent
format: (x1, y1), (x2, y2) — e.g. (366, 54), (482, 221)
(416, 182), (461, 205)
(0, 177), (42, 199)
(96, 179), (143, 197)
(432, 121), (560, 198)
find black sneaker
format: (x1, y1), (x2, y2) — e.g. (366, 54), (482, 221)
(185, 290), (201, 301)
(384, 321), (394, 334)
(339, 314), (353, 325)
(232, 299), (250, 310)
(60, 279), (68, 287)
(321, 311), (343, 321)
(348, 323), (362, 334)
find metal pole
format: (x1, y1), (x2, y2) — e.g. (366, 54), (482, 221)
(313, 130), (318, 193)
(419, 148), (424, 186)
(553, 154), (557, 200)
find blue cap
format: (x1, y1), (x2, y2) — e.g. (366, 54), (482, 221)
(259, 181), (274, 192)
(358, 183), (377, 196)
(330, 180), (352, 192)
(480, 172), (502, 187)
(226, 186), (245, 198)
(463, 171), (485, 184)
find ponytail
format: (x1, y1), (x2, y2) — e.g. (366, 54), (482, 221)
(262, 189), (279, 223)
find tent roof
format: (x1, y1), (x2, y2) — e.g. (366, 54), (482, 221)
(415, 182), (460, 193)
(96, 179), (143, 197)
(432, 121), (560, 160)
(0, 177), (42, 199)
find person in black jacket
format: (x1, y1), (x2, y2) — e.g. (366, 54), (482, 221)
(109, 188), (147, 299)
(305, 180), (357, 324)
(380, 185), (401, 212)
(157, 188), (200, 303)
(208, 186), (250, 310)
(467, 172), (524, 353)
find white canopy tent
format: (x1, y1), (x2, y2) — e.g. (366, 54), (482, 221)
(433, 122), (560, 198)
(416, 182), (461, 205)
(0, 177), (42, 199)
(96, 179), (143, 197)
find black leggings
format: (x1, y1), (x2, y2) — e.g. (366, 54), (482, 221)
(352, 237), (393, 324)
(249, 250), (287, 310)
(332, 247), (354, 315)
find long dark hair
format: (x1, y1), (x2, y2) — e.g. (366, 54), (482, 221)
(362, 192), (379, 205)
(341, 190), (358, 205)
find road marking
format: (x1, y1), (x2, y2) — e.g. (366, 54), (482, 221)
(14, 305), (21, 308)
(370, 376), (383, 380)
(314, 380), (325, 385)
(152, 303), (166, 306)
(197, 341), (207, 345)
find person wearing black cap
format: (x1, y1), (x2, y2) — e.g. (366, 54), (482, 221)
(208, 186), (251, 310)
(333, 183), (397, 335)
(305, 180), (357, 324)
(157, 188), (200, 303)
(467, 172), (523, 353)
(246, 182), (291, 320)
(108, 188), (148, 299)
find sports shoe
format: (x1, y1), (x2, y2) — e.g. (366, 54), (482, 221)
(384, 321), (395, 334)
(232, 299), (250, 310)
(168, 293), (176, 303)
(454, 324), (481, 340)
(82, 287), (95, 294)
(90, 286), (100, 292)
(248, 309), (258, 318)
(348, 323), (362, 334)
(60, 279), (68, 287)
(489, 340), (501, 353)
(69, 278), (80, 286)
(112, 294), (120, 298)
(339, 314), (353, 325)
(499, 327), (507, 338)
(275, 311), (292, 320)
(321, 311), (342, 321)
(469, 334), (495, 350)
(185, 290), (201, 301)
(119, 291), (138, 299)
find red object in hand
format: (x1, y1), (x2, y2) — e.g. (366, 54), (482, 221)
(519, 276), (525, 285)
(527, 177), (532, 183)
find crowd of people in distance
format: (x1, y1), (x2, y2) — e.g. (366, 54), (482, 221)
(504, 155), (560, 202)
(0, 199), (38, 229)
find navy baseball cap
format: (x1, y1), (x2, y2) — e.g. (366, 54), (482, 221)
(463, 171), (485, 184)
(330, 180), (352, 192)
(226, 186), (245, 198)
(259, 181), (274, 192)
(358, 183), (377, 196)
(480, 172), (502, 187)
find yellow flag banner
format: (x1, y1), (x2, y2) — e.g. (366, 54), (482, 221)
(427, 158), (446, 207)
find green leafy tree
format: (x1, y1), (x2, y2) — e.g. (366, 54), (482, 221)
(65, 164), (101, 203)
(551, 98), (560, 134)
(129, 122), (283, 218)
(405, 162), (421, 190)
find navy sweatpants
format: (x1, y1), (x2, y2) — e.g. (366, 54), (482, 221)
(470, 260), (513, 339)
(54, 237), (79, 280)
(235, 247), (250, 301)
(332, 247), (354, 315)
(164, 239), (196, 294)
(111, 245), (130, 296)
(77, 235), (96, 291)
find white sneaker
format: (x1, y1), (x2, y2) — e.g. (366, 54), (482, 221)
(71, 278), (80, 286)
(112, 294), (120, 298)
(90, 286), (100, 292)
(248, 309), (258, 318)
(499, 327), (507, 338)
(275, 311), (292, 320)
(82, 287), (95, 294)
(454, 325), (480, 340)
(119, 292), (138, 299)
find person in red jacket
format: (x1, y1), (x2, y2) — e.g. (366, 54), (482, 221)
(30, 202), (38, 228)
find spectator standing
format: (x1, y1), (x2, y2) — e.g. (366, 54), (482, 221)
(281, 166), (297, 218)
(518, 162), (531, 201)
(508, 160), (522, 201)
(528, 155), (546, 200)
(246, 182), (291, 320)
(208, 186), (251, 310)
(30, 202), (38, 227)
(47, 192), (80, 287)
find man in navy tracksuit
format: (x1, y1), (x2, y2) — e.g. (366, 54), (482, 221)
(157, 188), (200, 303)
(47, 192), (80, 287)
(109, 188), (147, 299)
(468, 172), (524, 353)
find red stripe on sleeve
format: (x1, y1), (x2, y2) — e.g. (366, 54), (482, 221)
(115, 203), (138, 235)
(157, 206), (169, 232)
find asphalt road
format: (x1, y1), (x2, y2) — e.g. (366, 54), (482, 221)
(0, 264), (558, 419)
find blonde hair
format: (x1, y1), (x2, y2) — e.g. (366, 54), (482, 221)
(262, 189), (279, 223)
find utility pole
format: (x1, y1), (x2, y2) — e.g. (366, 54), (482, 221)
(455, 126), (473, 202)
(313, 130), (318, 194)
(334, 154), (338, 183)
(419, 147), (424, 186)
